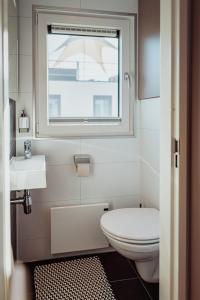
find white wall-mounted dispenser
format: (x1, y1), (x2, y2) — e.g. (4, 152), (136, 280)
(18, 110), (29, 133)
(74, 154), (91, 177)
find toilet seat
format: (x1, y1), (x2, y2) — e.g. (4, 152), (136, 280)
(101, 208), (159, 245)
(101, 227), (159, 245)
(103, 230), (160, 254)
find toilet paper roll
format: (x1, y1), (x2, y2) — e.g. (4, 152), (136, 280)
(77, 163), (90, 177)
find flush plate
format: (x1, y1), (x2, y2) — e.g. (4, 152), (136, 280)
(10, 155), (47, 191)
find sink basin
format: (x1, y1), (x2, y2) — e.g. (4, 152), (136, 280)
(10, 155), (47, 191)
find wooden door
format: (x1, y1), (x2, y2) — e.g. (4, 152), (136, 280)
(190, 0), (200, 299)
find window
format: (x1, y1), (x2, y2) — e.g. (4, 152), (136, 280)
(48, 29), (118, 121)
(93, 96), (112, 117)
(35, 11), (135, 137)
(49, 94), (61, 117)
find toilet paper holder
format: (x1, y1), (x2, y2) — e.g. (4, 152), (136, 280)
(74, 154), (91, 169)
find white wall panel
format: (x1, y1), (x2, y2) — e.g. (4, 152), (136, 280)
(19, 55), (32, 93)
(17, 237), (51, 262)
(32, 139), (81, 165)
(140, 129), (160, 172)
(31, 164), (81, 203)
(80, 138), (139, 164)
(140, 98), (160, 130)
(9, 0), (18, 16)
(9, 55), (18, 93)
(81, 162), (140, 199)
(19, 17), (32, 55)
(81, 0), (138, 13)
(139, 98), (160, 209)
(141, 161), (159, 209)
(8, 17), (18, 55)
(19, 0), (81, 17)
(81, 194), (140, 209)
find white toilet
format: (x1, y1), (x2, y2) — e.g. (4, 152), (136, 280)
(100, 208), (159, 283)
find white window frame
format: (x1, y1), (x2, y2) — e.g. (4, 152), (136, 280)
(34, 10), (135, 138)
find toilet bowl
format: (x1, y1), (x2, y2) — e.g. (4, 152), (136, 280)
(100, 208), (159, 283)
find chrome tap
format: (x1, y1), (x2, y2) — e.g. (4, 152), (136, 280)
(24, 140), (32, 159)
(23, 190), (32, 214)
(10, 190), (32, 214)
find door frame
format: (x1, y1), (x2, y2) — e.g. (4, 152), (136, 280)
(0, 0), (12, 299)
(160, 0), (189, 299)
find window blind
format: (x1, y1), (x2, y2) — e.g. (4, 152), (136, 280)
(48, 24), (119, 38)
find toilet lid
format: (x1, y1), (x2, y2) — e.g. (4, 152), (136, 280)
(101, 208), (159, 242)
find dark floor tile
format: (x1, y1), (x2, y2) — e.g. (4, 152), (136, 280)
(143, 282), (159, 300)
(111, 278), (150, 300)
(127, 259), (159, 300)
(99, 252), (137, 281)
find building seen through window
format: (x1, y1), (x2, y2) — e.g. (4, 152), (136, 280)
(48, 32), (119, 121)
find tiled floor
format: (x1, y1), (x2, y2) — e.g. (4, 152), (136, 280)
(99, 252), (159, 300)
(28, 252), (159, 300)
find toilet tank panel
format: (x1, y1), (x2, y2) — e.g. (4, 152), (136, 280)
(51, 203), (109, 254)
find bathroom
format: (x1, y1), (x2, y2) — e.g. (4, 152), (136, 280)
(0, 0), (182, 299)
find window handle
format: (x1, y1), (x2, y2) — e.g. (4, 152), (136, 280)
(124, 72), (131, 88)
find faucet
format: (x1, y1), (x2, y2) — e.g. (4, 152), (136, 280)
(24, 140), (32, 159)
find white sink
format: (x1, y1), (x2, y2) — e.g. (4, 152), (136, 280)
(10, 155), (47, 191)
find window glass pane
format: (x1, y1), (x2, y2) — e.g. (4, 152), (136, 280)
(93, 95), (112, 117)
(49, 94), (61, 117)
(47, 32), (119, 120)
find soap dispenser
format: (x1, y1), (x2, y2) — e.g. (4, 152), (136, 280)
(18, 110), (29, 133)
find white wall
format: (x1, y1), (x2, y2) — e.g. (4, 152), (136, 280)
(16, 0), (139, 262)
(139, 98), (160, 209)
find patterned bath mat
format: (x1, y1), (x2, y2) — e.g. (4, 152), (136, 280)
(34, 256), (116, 300)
